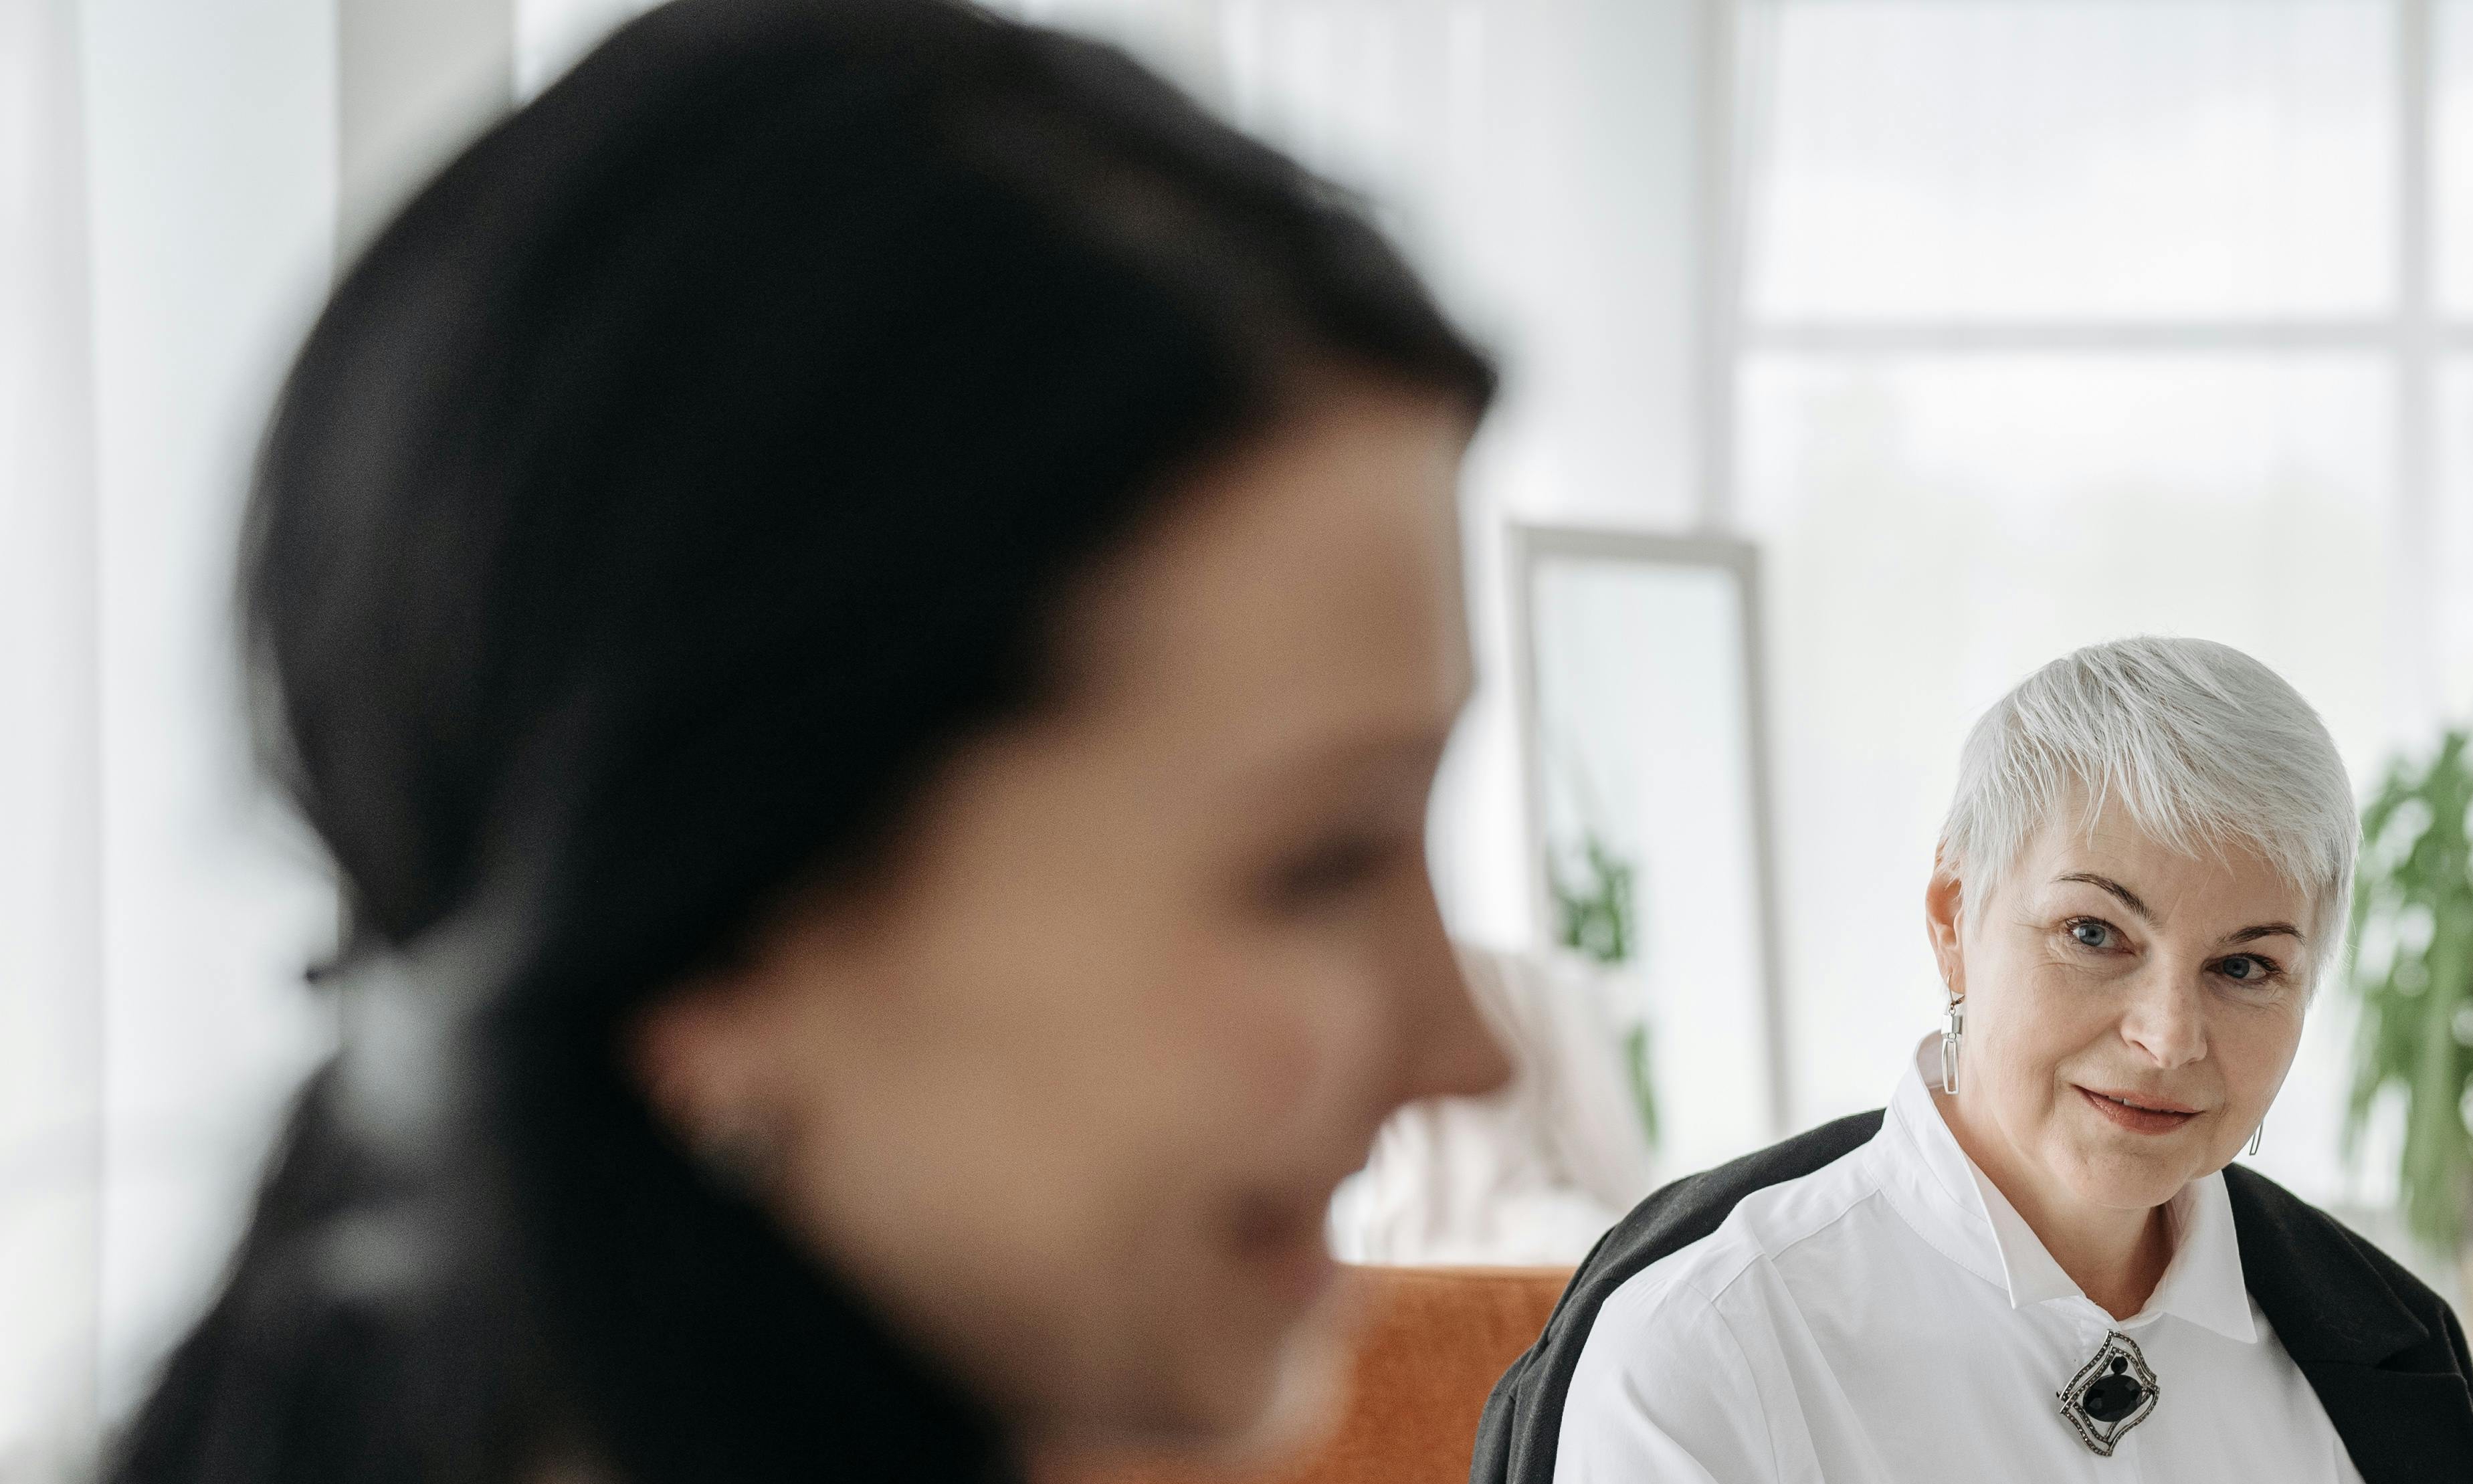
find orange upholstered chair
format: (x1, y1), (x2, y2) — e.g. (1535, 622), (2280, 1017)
(1040, 1265), (1572, 1484)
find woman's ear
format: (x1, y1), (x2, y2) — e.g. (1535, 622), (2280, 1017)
(629, 976), (771, 1146)
(1924, 846), (1967, 1000)
(627, 878), (874, 1136)
(627, 889), (887, 1189)
(628, 974), (808, 1194)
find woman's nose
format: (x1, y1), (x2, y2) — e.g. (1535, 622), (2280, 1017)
(1420, 964), (1516, 1103)
(1393, 899), (1514, 1106)
(2118, 970), (2208, 1069)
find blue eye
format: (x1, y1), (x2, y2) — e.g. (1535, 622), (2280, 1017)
(2219, 954), (2277, 984)
(2069, 920), (2114, 950)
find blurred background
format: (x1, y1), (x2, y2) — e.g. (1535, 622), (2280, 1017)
(7, 0), (2473, 1476)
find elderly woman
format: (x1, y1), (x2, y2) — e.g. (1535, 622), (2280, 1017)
(1478, 638), (2473, 1484)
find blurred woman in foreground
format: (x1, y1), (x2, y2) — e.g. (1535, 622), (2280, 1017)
(113, 2), (1508, 1480)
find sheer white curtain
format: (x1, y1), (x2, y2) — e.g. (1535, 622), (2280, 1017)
(1, 1), (342, 1476)
(1, 3), (523, 1471)
(2, 2), (106, 1473)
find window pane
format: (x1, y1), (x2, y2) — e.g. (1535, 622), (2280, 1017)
(1747, 1), (2394, 320)
(2440, 360), (2473, 720)
(1739, 355), (2394, 1168)
(2439, 1), (2473, 314)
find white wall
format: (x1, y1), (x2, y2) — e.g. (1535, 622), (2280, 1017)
(338, 0), (512, 255)
(516, 0), (653, 98)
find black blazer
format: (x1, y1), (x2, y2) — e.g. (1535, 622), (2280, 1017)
(1472, 1113), (2473, 1484)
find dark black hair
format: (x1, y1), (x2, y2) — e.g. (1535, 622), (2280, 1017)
(110, 3), (1490, 1483)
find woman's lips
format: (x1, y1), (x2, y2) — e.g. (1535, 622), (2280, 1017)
(2076, 1085), (2201, 1134)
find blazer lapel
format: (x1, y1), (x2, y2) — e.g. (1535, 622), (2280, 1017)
(2226, 1165), (2473, 1483)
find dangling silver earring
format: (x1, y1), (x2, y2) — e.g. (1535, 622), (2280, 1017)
(2247, 1120), (2264, 1157)
(1940, 993), (1965, 1095)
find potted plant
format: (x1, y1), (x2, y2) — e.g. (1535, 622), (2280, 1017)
(1548, 829), (1658, 1148)
(2344, 729), (2473, 1296)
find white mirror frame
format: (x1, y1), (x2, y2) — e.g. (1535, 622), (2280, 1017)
(1507, 523), (1790, 1143)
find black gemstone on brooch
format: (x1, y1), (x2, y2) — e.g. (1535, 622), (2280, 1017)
(2058, 1332), (2160, 1457)
(2082, 1357), (2144, 1422)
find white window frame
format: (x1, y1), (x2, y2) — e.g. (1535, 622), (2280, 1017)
(1697, 0), (2467, 739)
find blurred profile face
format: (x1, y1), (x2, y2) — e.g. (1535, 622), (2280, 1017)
(1924, 803), (2312, 1223)
(633, 380), (1510, 1451)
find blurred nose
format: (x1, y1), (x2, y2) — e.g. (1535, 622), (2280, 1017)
(1391, 889), (1514, 1106)
(2118, 966), (2208, 1070)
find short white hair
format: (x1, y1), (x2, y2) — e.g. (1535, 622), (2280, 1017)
(1939, 637), (2358, 972)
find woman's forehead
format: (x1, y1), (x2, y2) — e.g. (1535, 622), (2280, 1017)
(1056, 391), (1472, 739)
(2017, 805), (2306, 916)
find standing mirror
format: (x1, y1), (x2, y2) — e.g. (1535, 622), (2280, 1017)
(1510, 525), (1787, 1176)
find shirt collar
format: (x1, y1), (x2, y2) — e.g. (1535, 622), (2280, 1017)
(1874, 1037), (2257, 1344)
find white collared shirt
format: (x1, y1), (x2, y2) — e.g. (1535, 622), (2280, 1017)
(1555, 1042), (2365, 1483)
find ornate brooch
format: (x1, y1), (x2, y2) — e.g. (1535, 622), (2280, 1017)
(2057, 1331), (2159, 1457)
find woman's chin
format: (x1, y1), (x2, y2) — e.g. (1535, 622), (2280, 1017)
(1035, 1274), (1354, 1476)
(1207, 1291), (1356, 1465)
(1191, 1244), (1354, 1437)
(2052, 1137), (2205, 1211)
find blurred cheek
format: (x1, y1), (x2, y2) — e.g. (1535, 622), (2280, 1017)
(1046, 899), (1378, 1227)
(1191, 935), (1378, 1130)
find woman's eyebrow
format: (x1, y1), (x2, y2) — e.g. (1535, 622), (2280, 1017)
(2057, 872), (2304, 945)
(2055, 871), (2152, 922)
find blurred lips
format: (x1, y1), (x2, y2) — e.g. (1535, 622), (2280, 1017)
(2076, 1085), (2201, 1134)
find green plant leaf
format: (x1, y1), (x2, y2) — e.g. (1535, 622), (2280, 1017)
(1547, 827), (1657, 1149)
(2345, 729), (2473, 1250)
